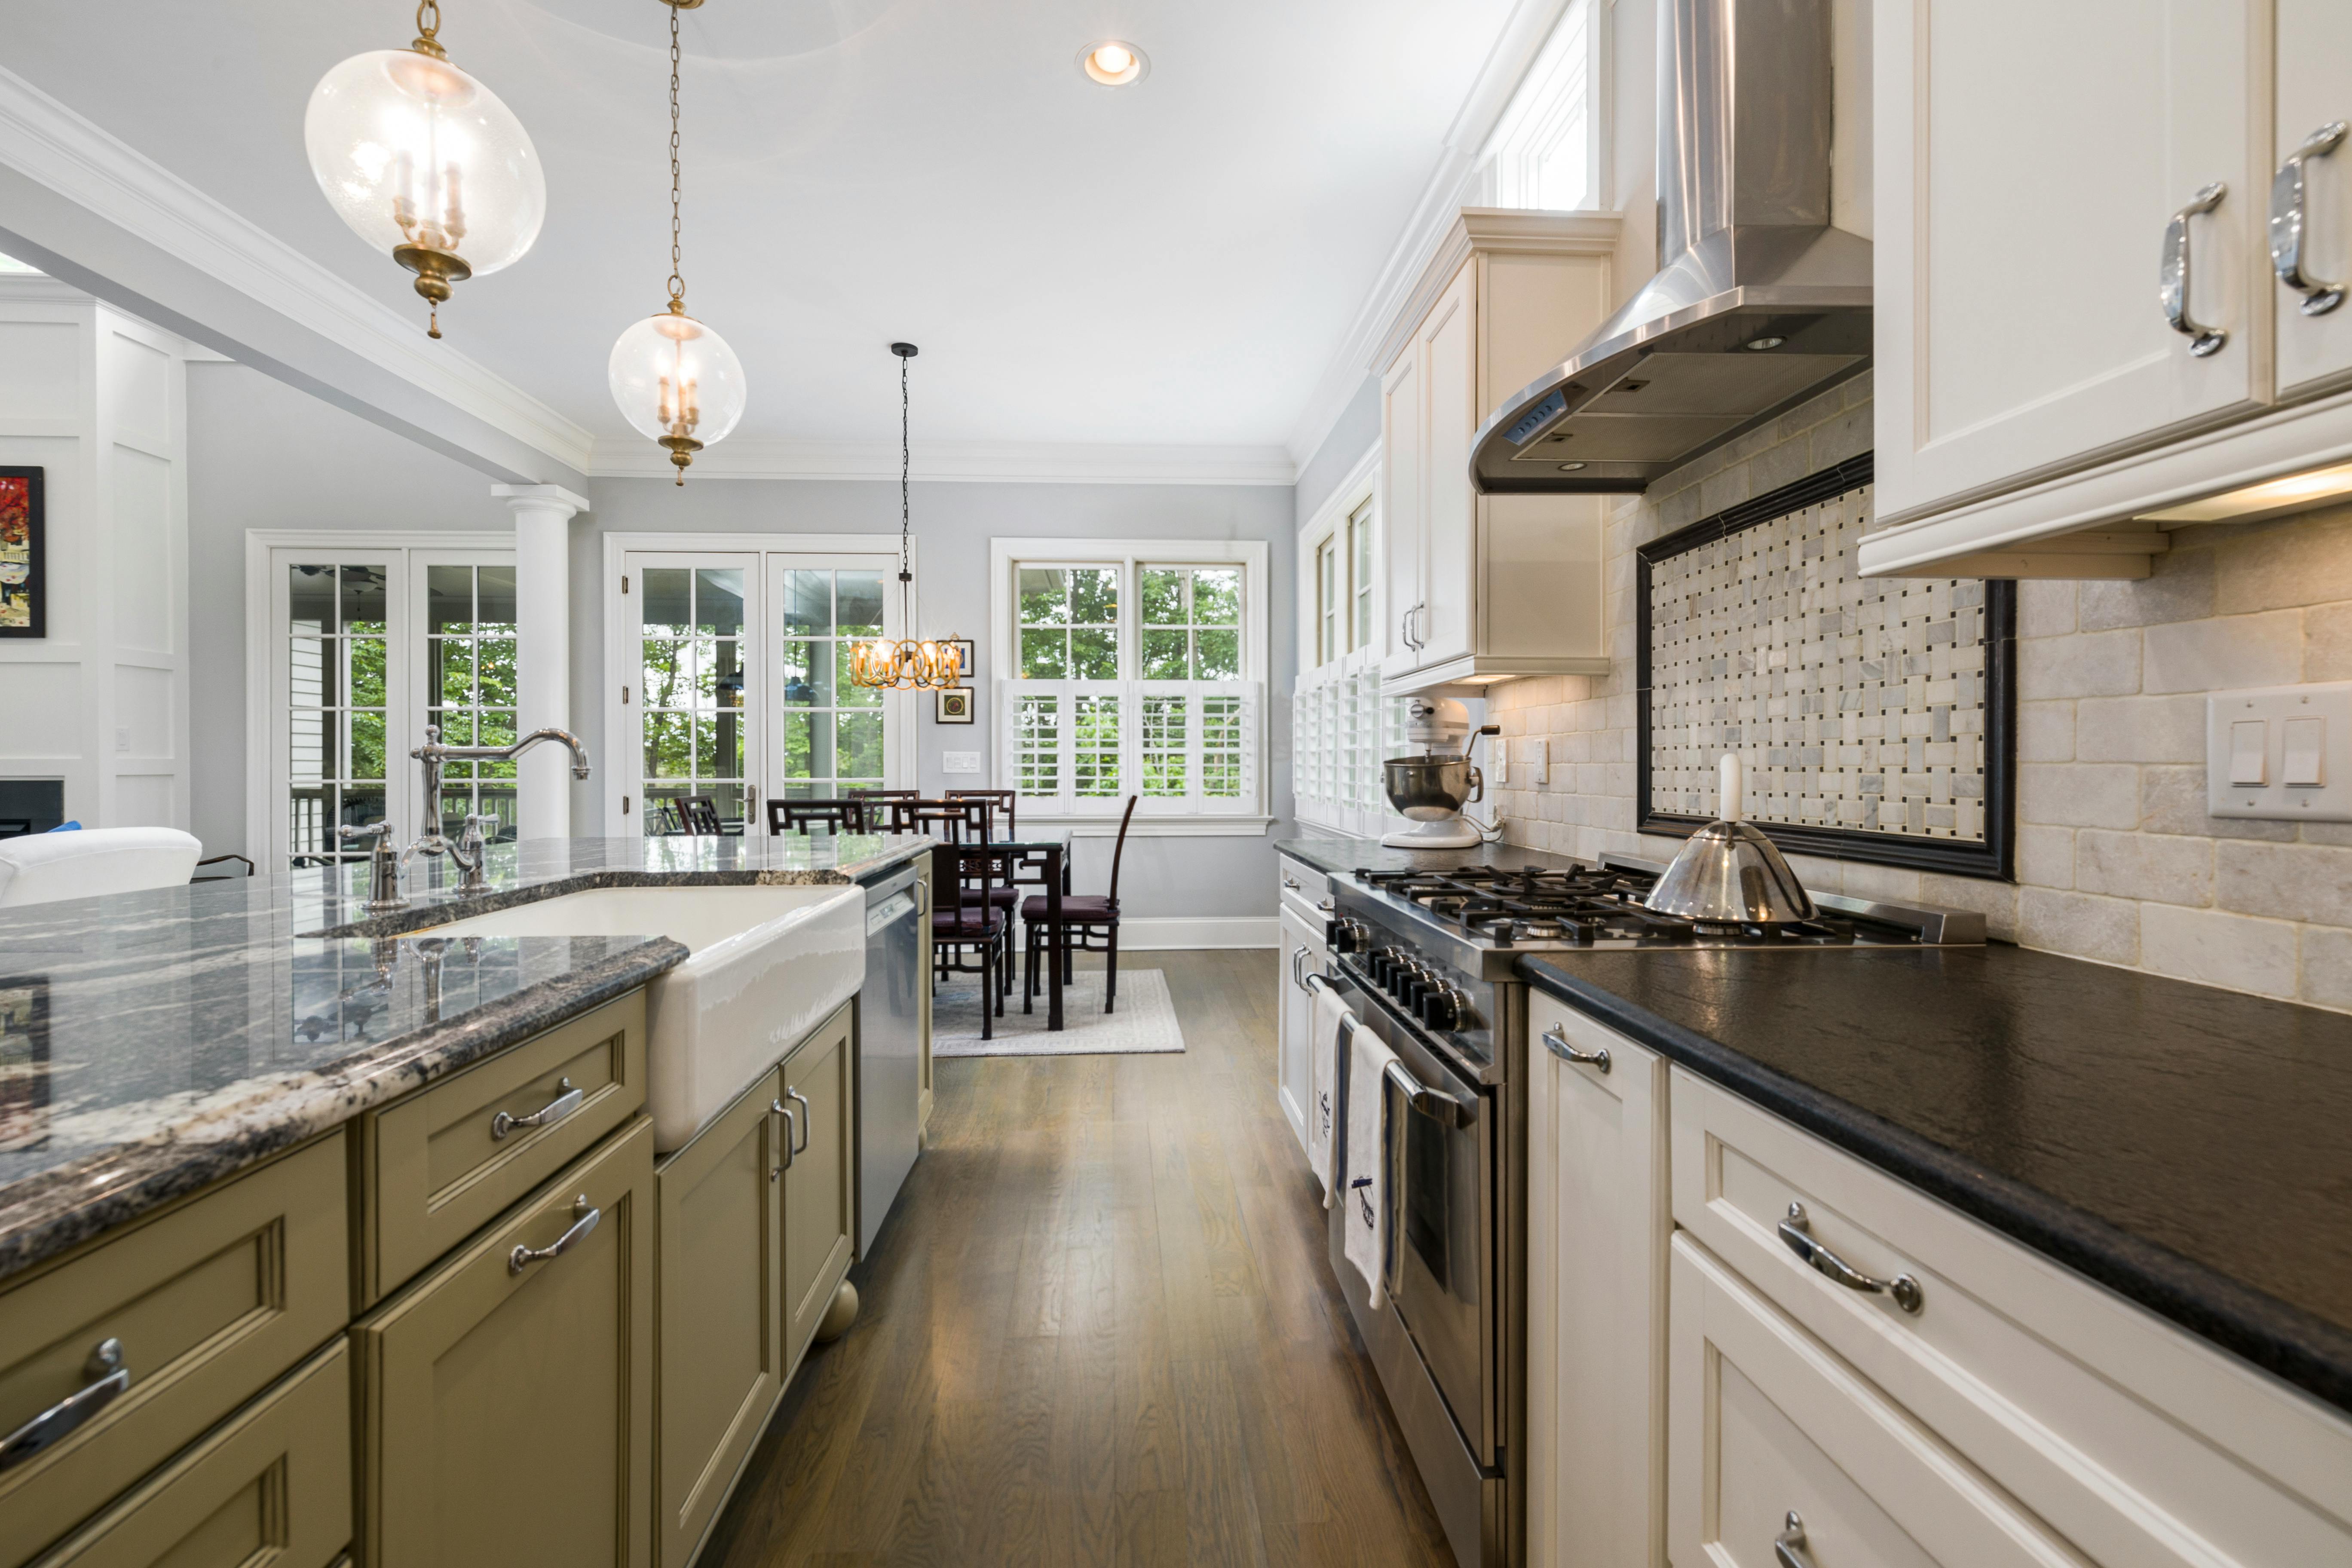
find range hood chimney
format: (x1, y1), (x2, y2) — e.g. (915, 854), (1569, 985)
(1471, 0), (1869, 494)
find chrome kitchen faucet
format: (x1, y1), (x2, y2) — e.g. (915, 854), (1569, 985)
(338, 724), (591, 909)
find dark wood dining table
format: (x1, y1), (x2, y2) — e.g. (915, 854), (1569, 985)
(960, 833), (1073, 1031)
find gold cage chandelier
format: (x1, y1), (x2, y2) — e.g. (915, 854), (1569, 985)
(848, 343), (963, 691)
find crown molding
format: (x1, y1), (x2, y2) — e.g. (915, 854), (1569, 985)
(0, 65), (597, 474)
(1366, 207), (1623, 377)
(1282, 0), (1577, 472)
(586, 437), (1296, 486)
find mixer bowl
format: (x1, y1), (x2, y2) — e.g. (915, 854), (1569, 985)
(1384, 755), (1481, 821)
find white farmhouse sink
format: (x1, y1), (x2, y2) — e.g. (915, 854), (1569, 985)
(419, 885), (866, 1151)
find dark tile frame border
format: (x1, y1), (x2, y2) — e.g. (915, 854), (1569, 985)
(1634, 454), (2017, 881)
(0, 466), (45, 640)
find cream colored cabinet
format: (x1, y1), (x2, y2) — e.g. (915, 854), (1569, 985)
(1275, 902), (1325, 1158)
(1524, 1001), (1666, 1568)
(1377, 210), (1619, 692)
(355, 1117), (655, 1568)
(1864, 3), (2352, 578)
(655, 1076), (785, 1568)
(778, 1005), (855, 1372)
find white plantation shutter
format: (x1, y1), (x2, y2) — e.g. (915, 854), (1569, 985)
(1294, 649), (1398, 836)
(1005, 679), (1258, 816)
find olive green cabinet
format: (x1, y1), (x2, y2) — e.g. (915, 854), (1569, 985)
(779, 1004), (856, 1372)
(353, 1116), (655, 1568)
(653, 1076), (784, 1568)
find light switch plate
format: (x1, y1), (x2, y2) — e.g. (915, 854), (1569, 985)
(2208, 683), (2352, 819)
(941, 750), (982, 775)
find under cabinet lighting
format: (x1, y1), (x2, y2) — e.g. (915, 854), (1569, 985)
(1080, 40), (1149, 86)
(2139, 460), (2352, 525)
(1743, 335), (1786, 351)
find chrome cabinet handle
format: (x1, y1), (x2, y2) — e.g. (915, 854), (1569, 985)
(1778, 1203), (1923, 1314)
(1317, 897), (1335, 913)
(2273, 122), (2349, 315)
(1283, 875), (1301, 891)
(1291, 945), (1308, 991)
(786, 1087), (812, 1156)
(491, 1078), (581, 1141)
(0, 1339), (129, 1472)
(2161, 181), (2230, 356)
(1540, 1024), (1610, 1074)
(770, 1099), (796, 1178)
(1774, 1512), (1816, 1568)
(508, 1196), (600, 1274)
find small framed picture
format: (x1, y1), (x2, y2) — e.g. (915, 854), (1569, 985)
(934, 687), (975, 725)
(0, 468), (45, 640)
(946, 639), (977, 681)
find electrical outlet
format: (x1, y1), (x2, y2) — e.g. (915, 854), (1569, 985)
(1494, 740), (1508, 786)
(1533, 739), (1549, 786)
(941, 750), (982, 775)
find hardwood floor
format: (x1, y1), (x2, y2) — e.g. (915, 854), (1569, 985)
(701, 949), (1457, 1568)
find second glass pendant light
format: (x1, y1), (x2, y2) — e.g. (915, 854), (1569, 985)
(608, 0), (744, 484)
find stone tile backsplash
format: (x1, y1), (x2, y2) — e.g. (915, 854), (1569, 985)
(1485, 371), (2352, 1012)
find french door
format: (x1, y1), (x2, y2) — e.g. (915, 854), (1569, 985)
(611, 544), (913, 836)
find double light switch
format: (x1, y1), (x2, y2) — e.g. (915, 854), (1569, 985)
(2208, 683), (2352, 819)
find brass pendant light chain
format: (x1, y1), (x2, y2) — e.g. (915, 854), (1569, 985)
(666, 2), (685, 309)
(411, 0), (446, 58)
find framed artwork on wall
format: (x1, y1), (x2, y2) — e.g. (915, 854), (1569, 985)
(934, 687), (974, 725)
(0, 467), (44, 639)
(946, 638), (976, 681)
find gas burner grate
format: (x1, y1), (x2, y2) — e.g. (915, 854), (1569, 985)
(1352, 861), (1922, 947)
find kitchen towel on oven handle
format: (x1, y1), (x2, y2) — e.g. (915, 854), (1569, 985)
(1308, 981), (1354, 1207)
(1340, 1020), (1398, 1310)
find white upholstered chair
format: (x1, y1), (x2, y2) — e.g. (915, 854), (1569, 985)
(0, 827), (205, 909)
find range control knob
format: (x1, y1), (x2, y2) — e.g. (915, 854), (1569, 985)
(1326, 918), (1369, 954)
(1420, 986), (1467, 1031)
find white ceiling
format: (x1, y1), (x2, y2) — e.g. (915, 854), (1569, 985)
(7, 0), (1523, 459)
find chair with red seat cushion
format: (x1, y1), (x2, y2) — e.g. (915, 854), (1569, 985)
(1022, 794), (1137, 1014)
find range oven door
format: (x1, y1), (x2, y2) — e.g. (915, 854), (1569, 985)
(1334, 961), (1497, 1466)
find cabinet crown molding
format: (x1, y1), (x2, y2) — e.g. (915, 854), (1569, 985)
(1374, 208), (1624, 378)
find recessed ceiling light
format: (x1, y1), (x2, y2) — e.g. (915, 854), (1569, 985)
(1558, 462), (1587, 472)
(1080, 40), (1148, 86)
(1743, 335), (1786, 351)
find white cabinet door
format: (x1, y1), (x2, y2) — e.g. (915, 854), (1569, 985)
(2275, 0), (2352, 396)
(1275, 904), (1321, 1156)
(1875, 0), (2268, 525)
(1379, 349), (1423, 677)
(1417, 263), (1476, 671)
(1525, 1001), (1667, 1568)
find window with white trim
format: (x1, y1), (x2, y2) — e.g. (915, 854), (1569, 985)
(1295, 473), (1409, 838)
(994, 540), (1267, 824)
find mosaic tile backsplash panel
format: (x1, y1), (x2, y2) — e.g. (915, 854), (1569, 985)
(1646, 481), (1993, 842)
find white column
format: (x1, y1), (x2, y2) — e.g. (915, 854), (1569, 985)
(491, 484), (589, 839)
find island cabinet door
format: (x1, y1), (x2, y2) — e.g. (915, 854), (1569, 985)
(654, 1078), (784, 1568)
(354, 1117), (655, 1568)
(779, 1006), (856, 1375)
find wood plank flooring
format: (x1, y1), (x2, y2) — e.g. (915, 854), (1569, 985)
(702, 949), (1456, 1568)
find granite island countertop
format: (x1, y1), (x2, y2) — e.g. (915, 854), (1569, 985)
(0, 833), (933, 1285)
(1520, 944), (2352, 1419)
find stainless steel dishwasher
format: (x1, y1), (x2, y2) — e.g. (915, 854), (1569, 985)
(857, 861), (925, 1255)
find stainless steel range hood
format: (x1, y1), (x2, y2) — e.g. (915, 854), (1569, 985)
(1471, 0), (1870, 494)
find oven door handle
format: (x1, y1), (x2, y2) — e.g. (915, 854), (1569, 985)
(1382, 1057), (1465, 1128)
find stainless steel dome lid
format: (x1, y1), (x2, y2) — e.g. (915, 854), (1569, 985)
(1645, 755), (1816, 924)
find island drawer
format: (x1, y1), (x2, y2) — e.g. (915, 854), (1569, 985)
(0, 1133), (348, 1568)
(1277, 857), (1331, 927)
(357, 989), (645, 1305)
(29, 1340), (350, 1568)
(1671, 1070), (2352, 1568)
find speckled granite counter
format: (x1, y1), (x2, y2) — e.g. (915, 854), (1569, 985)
(1521, 946), (2352, 1418)
(0, 833), (931, 1284)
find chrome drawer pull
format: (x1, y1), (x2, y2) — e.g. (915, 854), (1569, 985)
(2272, 122), (2349, 315)
(1778, 1203), (1923, 1313)
(508, 1196), (600, 1274)
(491, 1078), (581, 1141)
(2161, 181), (2230, 356)
(1540, 1025), (1610, 1074)
(770, 1099), (796, 1178)
(1774, 1512), (1815, 1568)
(1283, 875), (1302, 891)
(1317, 897), (1336, 913)
(785, 1087), (812, 1156)
(0, 1339), (129, 1472)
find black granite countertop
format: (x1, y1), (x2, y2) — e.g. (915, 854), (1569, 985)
(0, 833), (932, 1284)
(1520, 945), (2352, 1418)
(1275, 835), (1598, 879)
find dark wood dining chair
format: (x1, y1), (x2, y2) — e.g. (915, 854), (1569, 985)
(932, 842), (1009, 1036)
(945, 789), (1017, 840)
(766, 798), (867, 835)
(1023, 794), (1137, 1014)
(882, 796), (990, 842)
(678, 794), (726, 835)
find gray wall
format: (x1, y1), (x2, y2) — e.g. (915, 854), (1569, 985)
(185, 364), (1298, 920)
(1294, 377), (1381, 529)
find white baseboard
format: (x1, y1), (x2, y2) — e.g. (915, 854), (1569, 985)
(1113, 916), (1281, 950)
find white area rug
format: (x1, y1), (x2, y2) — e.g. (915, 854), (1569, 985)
(932, 968), (1185, 1058)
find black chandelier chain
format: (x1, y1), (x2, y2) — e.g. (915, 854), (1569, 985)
(898, 354), (913, 585)
(666, 2), (684, 306)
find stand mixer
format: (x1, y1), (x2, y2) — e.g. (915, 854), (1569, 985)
(1380, 698), (1502, 849)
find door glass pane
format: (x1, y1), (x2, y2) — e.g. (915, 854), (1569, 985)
(643, 565), (748, 834)
(286, 563), (391, 869)
(765, 567), (888, 809)
(426, 564), (522, 842)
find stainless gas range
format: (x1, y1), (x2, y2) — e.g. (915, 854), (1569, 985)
(1318, 854), (1984, 1568)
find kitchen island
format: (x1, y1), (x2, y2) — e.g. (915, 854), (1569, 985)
(0, 832), (932, 1568)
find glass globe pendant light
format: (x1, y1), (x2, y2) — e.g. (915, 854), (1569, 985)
(608, 0), (746, 485)
(304, 1), (546, 339)
(849, 344), (964, 692)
